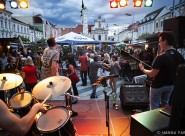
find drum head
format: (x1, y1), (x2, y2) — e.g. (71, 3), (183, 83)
(36, 106), (70, 133)
(10, 92), (32, 109)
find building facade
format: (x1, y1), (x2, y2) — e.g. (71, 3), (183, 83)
(91, 16), (108, 41)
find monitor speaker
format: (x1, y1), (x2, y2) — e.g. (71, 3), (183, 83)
(119, 83), (149, 109)
(163, 16), (185, 48)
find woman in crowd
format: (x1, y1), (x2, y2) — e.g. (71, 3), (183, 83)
(66, 56), (79, 96)
(21, 56), (37, 93)
(109, 55), (121, 94)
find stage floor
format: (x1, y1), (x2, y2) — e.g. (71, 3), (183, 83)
(49, 99), (132, 136)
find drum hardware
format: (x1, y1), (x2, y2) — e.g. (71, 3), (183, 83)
(65, 93), (72, 116)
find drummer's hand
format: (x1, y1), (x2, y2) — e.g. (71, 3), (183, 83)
(32, 103), (43, 112)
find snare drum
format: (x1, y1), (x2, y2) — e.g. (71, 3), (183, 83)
(36, 106), (76, 136)
(9, 91), (33, 117)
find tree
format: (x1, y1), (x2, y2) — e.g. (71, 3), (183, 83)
(36, 38), (46, 43)
(138, 32), (150, 38)
(18, 36), (30, 43)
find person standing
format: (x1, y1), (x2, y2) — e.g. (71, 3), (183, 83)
(66, 56), (79, 96)
(21, 56), (37, 93)
(79, 52), (89, 86)
(139, 31), (185, 110)
(109, 55), (121, 94)
(41, 38), (60, 79)
(89, 55), (107, 99)
(0, 53), (7, 73)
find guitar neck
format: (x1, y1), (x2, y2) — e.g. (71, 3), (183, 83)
(121, 50), (152, 69)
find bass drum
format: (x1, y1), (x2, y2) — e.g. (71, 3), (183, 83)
(36, 106), (77, 136)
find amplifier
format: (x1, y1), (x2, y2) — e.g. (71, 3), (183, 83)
(119, 83), (149, 109)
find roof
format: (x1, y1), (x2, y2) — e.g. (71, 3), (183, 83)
(11, 17), (29, 26)
(139, 7), (165, 25)
(61, 24), (93, 35)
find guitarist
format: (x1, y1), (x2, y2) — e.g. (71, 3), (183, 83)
(139, 31), (185, 110)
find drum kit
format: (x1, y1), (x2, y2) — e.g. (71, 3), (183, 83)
(0, 73), (77, 135)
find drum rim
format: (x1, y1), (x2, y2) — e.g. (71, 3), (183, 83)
(9, 91), (33, 109)
(36, 106), (70, 133)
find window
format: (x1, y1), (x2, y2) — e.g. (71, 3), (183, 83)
(17, 25), (19, 32)
(156, 22), (158, 29)
(98, 35), (101, 40)
(13, 24), (15, 31)
(160, 21), (163, 27)
(99, 22), (101, 28)
(5, 21), (7, 29)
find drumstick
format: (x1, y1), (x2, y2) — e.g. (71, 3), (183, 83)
(65, 93), (80, 99)
(42, 93), (52, 105)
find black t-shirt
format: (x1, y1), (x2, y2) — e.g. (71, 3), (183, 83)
(151, 49), (185, 88)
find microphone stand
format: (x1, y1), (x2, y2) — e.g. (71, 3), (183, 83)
(101, 79), (111, 136)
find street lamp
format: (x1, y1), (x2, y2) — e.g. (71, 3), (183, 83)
(114, 24), (120, 41)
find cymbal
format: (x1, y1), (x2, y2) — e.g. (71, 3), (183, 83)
(92, 75), (118, 86)
(32, 76), (71, 100)
(0, 73), (23, 90)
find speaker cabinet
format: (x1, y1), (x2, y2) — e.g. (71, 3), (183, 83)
(130, 108), (170, 136)
(119, 83), (149, 109)
(163, 16), (185, 48)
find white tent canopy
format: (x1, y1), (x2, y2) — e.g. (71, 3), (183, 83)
(55, 32), (100, 45)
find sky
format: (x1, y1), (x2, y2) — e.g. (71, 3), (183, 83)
(6, 0), (181, 28)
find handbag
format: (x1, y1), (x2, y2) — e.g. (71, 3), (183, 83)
(70, 72), (80, 84)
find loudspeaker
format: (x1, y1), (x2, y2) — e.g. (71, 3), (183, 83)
(163, 16), (185, 48)
(130, 108), (170, 136)
(119, 83), (149, 109)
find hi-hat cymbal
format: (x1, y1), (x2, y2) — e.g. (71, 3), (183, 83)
(32, 76), (71, 100)
(0, 73), (23, 90)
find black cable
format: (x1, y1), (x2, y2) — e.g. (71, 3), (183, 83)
(120, 116), (131, 136)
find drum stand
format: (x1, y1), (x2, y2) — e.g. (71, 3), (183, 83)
(4, 90), (10, 108)
(65, 93), (73, 116)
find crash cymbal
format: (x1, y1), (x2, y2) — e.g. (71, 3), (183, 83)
(32, 76), (71, 100)
(0, 73), (23, 90)
(92, 75), (119, 86)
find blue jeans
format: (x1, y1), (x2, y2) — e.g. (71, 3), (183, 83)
(150, 85), (174, 110)
(91, 85), (97, 97)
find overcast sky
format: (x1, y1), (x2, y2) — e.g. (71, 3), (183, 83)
(7, 0), (181, 27)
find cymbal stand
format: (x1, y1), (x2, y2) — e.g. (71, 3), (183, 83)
(4, 90), (10, 107)
(65, 93), (72, 116)
(1, 77), (10, 108)
(101, 79), (111, 136)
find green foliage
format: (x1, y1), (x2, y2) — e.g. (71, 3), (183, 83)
(63, 45), (71, 53)
(37, 38), (46, 43)
(18, 35), (30, 43)
(115, 44), (126, 51)
(139, 32), (150, 38)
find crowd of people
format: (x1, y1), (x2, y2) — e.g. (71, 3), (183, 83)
(0, 31), (185, 135)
